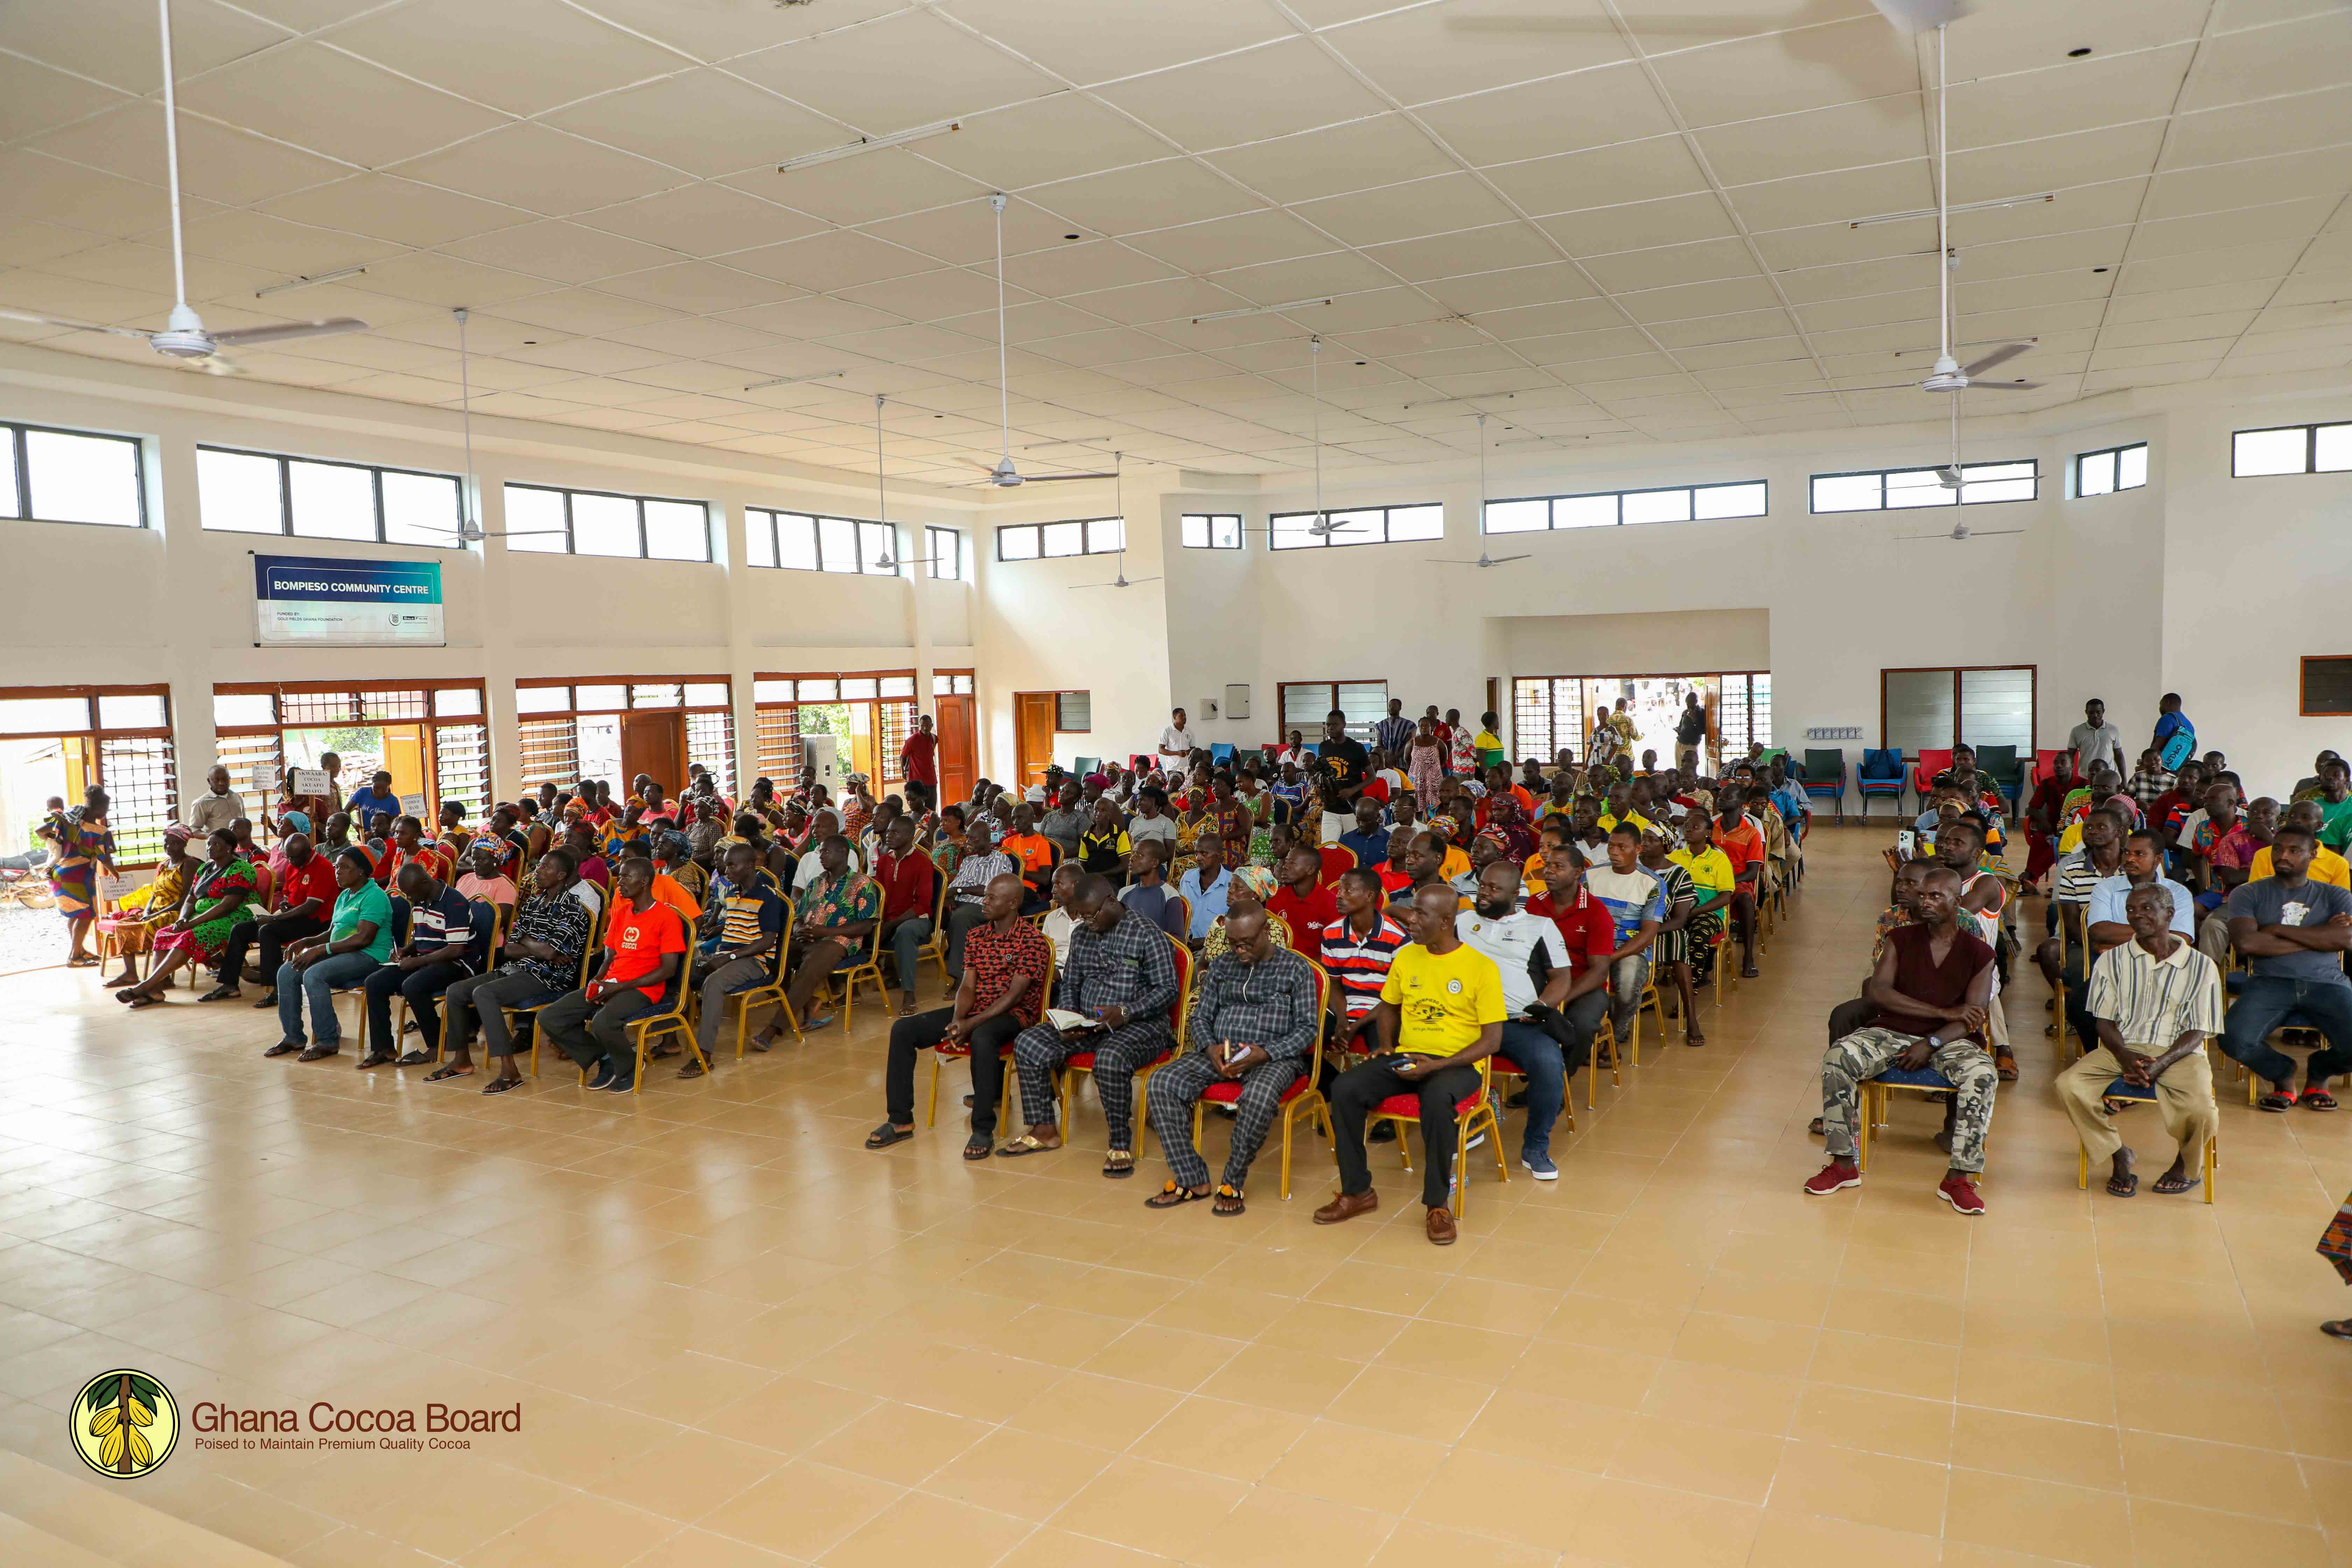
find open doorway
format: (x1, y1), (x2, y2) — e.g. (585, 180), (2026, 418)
(1513, 672), (1772, 774)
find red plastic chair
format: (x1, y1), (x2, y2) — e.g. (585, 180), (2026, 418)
(1187, 961), (1332, 1199)
(1058, 934), (1189, 1138)
(1909, 748), (1954, 797)
(1370, 1057), (1507, 1215)
(928, 967), (1052, 1126)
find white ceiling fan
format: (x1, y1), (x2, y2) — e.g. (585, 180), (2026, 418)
(866, 394), (956, 576)
(1786, 16), (2038, 402)
(1893, 396), (2023, 540)
(414, 307), (564, 545)
(1241, 337), (1368, 541)
(1433, 413), (1534, 570)
(961, 191), (1116, 489)
(1449, 0), (1974, 36)
(0, 1), (367, 370)
(1071, 457), (1161, 590)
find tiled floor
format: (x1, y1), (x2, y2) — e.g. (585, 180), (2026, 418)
(5, 827), (2352, 1567)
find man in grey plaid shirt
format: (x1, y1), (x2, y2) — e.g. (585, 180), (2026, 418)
(1143, 908), (1321, 1215)
(998, 875), (1180, 1174)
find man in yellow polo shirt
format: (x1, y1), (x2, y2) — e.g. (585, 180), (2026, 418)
(1314, 881), (1504, 1246)
(2247, 799), (2351, 889)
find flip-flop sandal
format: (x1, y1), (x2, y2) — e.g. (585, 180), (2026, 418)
(1146, 1181), (1211, 1208)
(2152, 1171), (2199, 1195)
(1808, 1117), (1824, 1136)
(122, 994), (163, 1010)
(865, 1122), (914, 1149)
(962, 1137), (992, 1161)
(995, 1133), (1060, 1157)
(66, 955), (100, 968)
(481, 1077), (524, 1094)
(676, 1059), (709, 1079)
(2303, 1088), (2340, 1111)
(1212, 1184), (1246, 1217)
(198, 985), (239, 1002)
(424, 1063), (472, 1082)
(1102, 1150), (1137, 1179)
(2105, 1172), (2138, 1197)
(802, 1013), (836, 1032)
(2322, 1321), (2352, 1340)
(396, 1050), (433, 1067)
(2259, 1091), (2297, 1112)
(1995, 1053), (2019, 1082)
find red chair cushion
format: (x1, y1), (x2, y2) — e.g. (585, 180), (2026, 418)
(1066, 1049), (1172, 1072)
(1373, 1091), (1485, 1118)
(1202, 1075), (1311, 1106)
(1490, 1055), (1523, 1076)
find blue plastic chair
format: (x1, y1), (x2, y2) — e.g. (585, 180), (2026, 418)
(1856, 748), (1906, 821)
(2076, 1078), (2215, 1202)
(1857, 1063), (1960, 1172)
(1209, 743), (1237, 766)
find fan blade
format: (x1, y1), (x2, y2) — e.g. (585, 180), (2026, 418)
(1784, 383), (1920, 395)
(1429, 559), (1489, 566)
(209, 317), (368, 349)
(1448, 9), (1791, 32)
(1964, 528), (2027, 537)
(1958, 342), (2031, 377)
(1968, 380), (2043, 392)
(0, 306), (152, 340)
(1870, 0), (1974, 31)
(1484, 554), (1532, 565)
(1124, 575), (1161, 583)
(1019, 470), (1118, 483)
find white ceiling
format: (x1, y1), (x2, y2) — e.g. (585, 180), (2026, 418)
(2, 0), (2348, 488)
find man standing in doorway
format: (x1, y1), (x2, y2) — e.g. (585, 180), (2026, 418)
(1675, 692), (1707, 775)
(901, 713), (939, 815)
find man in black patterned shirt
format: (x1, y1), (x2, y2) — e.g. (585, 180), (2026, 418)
(1143, 908), (1320, 1214)
(998, 876), (1180, 1175)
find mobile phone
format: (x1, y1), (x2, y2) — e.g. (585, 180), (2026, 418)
(1896, 828), (1918, 861)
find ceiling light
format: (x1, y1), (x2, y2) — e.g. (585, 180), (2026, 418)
(254, 265), (368, 298)
(1849, 192), (2053, 228)
(1190, 297), (1332, 324)
(777, 119), (960, 173)
(742, 369), (846, 391)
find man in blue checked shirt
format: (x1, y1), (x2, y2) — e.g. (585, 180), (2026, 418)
(1577, 823), (1665, 1054)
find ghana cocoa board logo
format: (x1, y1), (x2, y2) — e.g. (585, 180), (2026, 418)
(70, 1370), (178, 1480)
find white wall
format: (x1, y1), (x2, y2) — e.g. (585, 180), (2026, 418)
(1501, 610), (1771, 678)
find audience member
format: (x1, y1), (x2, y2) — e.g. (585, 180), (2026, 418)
(434, 848), (595, 1090)
(537, 857), (689, 1093)
(2219, 823), (2352, 1112)
(265, 847), (391, 1061)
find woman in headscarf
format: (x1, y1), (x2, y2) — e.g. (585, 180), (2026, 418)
(96, 824), (197, 988)
(113, 828), (255, 1007)
(1196, 864), (1294, 964)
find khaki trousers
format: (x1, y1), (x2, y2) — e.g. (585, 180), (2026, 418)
(2057, 1044), (2217, 1166)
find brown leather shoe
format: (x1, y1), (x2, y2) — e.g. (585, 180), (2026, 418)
(1425, 1205), (1458, 1245)
(1312, 1189), (1379, 1225)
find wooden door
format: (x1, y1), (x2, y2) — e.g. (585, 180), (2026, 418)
(620, 711), (685, 794)
(381, 724), (427, 806)
(1013, 693), (1056, 791)
(935, 695), (975, 803)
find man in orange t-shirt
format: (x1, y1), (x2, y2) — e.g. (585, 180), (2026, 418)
(1711, 784), (1766, 979)
(999, 802), (1056, 911)
(534, 857), (688, 1090)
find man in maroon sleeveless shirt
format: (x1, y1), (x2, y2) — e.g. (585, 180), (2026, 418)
(1805, 864), (1998, 1215)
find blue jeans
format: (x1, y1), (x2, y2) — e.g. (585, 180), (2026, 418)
(1500, 996), (1603, 1160)
(885, 913), (933, 993)
(2219, 974), (2352, 1088)
(276, 950), (380, 1047)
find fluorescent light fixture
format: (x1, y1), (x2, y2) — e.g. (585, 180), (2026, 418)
(1849, 192), (2054, 229)
(1190, 297), (1332, 324)
(777, 119), (960, 173)
(255, 265), (368, 298)
(743, 369), (847, 391)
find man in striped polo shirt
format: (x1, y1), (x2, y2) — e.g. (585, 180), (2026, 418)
(1320, 868), (1408, 1064)
(2058, 882), (2222, 1196)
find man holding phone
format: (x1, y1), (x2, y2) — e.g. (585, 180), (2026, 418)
(1315, 881), (1506, 1245)
(1804, 863), (1998, 1215)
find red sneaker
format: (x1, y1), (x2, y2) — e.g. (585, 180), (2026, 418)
(1803, 1159), (1860, 1196)
(1937, 1174), (1986, 1215)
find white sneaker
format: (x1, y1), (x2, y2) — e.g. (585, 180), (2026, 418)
(1464, 1130), (1486, 1152)
(1521, 1153), (1559, 1181)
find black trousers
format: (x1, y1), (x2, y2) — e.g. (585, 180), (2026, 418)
(886, 1008), (1021, 1135)
(1328, 1057), (1484, 1209)
(1827, 994), (1874, 1045)
(219, 912), (327, 988)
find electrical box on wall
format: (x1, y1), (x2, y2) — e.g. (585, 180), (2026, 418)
(1224, 684), (1251, 721)
(1198, 698), (1219, 721)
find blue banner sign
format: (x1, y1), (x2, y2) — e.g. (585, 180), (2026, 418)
(253, 554), (444, 647)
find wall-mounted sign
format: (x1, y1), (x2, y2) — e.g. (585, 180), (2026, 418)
(254, 554), (444, 647)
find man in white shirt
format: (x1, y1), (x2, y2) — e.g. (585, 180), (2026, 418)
(1158, 707), (1197, 763)
(2069, 698), (2126, 782)
(1455, 859), (1577, 1177)
(188, 765), (244, 837)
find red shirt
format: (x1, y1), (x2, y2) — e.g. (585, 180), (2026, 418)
(901, 731), (939, 786)
(1266, 881), (1338, 964)
(602, 896), (688, 1001)
(962, 916), (1052, 1029)
(874, 849), (937, 922)
(1526, 884), (1621, 978)
(275, 852), (337, 917)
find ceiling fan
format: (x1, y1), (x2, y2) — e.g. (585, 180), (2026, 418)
(1787, 16), (2038, 402)
(1071, 457), (1161, 590)
(0, 1), (367, 370)
(962, 191), (1117, 489)
(1902, 518), (2023, 542)
(1892, 388), (2022, 540)
(865, 394), (957, 575)
(414, 308), (565, 545)
(1241, 337), (1368, 541)
(1433, 414), (1532, 569)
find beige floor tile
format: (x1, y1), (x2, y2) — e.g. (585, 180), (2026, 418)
(801, 1400), (993, 1486)
(1192, 1341), (1365, 1417)
(1127, 1396), (1308, 1483)
(1260, 1417), (1449, 1513)
(923, 1427), (1115, 1519)
(1044, 1456), (1247, 1559)
(1769, 1437), (1949, 1534)
(1944, 1467), (2133, 1568)
(1666, 1310), (1819, 1379)
(1951, 1405), (2125, 1492)
(464, 1492), (679, 1568)
(1321, 1365), (1496, 1446)
(819, 1492), (1034, 1568)
(1790, 1384), (1955, 1464)
(1365, 1518), (1556, 1568)
(1749, 1507), (1943, 1568)
(1002, 1371), (1185, 1451)
(1404, 1448), (1601, 1552)
(1185, 1486), (1399, 1568)
(1605, 1413), (1785, 1503)
(1568, 1476), (1764, 1568)
(1458, 1389), (1632, 1471)
(2127, 1498), (2331, 1568)
(698, 1460), (905, 1560)
(2119, 1429), (2317, 1524)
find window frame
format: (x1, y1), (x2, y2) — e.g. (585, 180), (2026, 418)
(1, 420), (149, 530)
(499, 482), (713, 562)
(744, 505), (910, 576)
(1510, 672), (1768, 769)
(512, 675), (734, 796)
(197, 443), (464, 547)
(752, 670), (922, 791)
(995, 517), (1126, 561)
(2073, 441), (2147, 498)
(0, 682), (175, 866)
(1482, 480), (1766, 534)
(207, 679), (490, 842)
(2233, 421), (2352, 478)
(1181, 512), (1245, 550)
(925, 525), (965, 581)
(1054, 692), (1092, 733)
(1809, 460), (2039, 513)
(1266, 503), (1443, 551)
(1877, 665), (2038, 755)
(1276, 680), (1390, 744)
